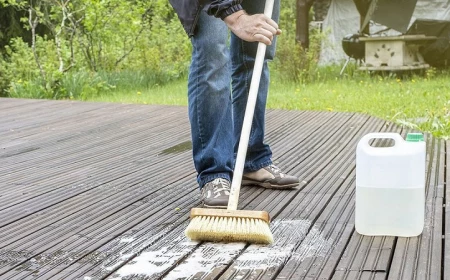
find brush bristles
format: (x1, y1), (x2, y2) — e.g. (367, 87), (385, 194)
(185, 215), (273, 244)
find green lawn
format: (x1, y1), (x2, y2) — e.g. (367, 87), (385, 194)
(86, 79), (189, 106)
(84, 69), (450, 139)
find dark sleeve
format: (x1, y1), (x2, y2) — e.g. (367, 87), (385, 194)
(205, 0), (244, 20)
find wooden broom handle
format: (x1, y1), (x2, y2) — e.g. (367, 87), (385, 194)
(228, 0), (275, 210)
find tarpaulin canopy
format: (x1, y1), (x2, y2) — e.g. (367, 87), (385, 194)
(355, 0), (418, 34)
(319, 0), (450, 65)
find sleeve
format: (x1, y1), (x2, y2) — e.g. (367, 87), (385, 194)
(205, 0), (244, 20)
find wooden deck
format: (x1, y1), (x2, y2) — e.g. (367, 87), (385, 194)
(0, 98), (447, 280)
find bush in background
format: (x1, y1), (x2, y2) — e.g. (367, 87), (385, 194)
(272, 0), (333, 84)
(0, 0), (191, 99)
(0, 0), (349, 99)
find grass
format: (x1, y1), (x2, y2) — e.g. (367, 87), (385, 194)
(83, 67), (450, 139)
(85, 79), (189, 106)
(270, 70), (450, 139)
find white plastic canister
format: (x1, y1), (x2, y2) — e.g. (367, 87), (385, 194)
(355, 132), (426, 237)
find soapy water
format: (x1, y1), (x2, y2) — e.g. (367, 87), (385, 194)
(106, 219), (334, 280)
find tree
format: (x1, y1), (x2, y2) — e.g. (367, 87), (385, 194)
(0, 1), (51, 52)
(0, 0), (191, 98)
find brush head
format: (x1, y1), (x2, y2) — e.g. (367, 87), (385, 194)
(189, 208), (271, 223)
(185, 208), (273, 244)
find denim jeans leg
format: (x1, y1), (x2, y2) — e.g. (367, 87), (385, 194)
(188, 10), (234, 188)
(230, 0), (280, 172)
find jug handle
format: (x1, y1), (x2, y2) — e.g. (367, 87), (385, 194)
(359, 133), (404, 149)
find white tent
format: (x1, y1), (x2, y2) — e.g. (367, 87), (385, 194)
(319, 0), (450, 65)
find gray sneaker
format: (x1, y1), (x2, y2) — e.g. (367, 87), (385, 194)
(201, 178), (230, 208)
(242, 164), (299, 189)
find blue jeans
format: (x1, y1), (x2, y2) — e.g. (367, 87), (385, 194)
(188, 0), (280, 188)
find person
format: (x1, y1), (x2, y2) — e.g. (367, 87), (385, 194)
(169, 0), (299, 208)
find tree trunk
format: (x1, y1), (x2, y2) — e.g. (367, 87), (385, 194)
(296, 0), (314, 49)
(28, 7), (46, 81)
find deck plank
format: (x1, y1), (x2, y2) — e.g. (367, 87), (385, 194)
(334, 134), (444, 280)
(446, 140), (450, 280)
(103, 113), (378, 279)
(333, 271), (386, 280)
(214, 116), (386, 280)
(0, 103), (147, 149)
(0, 98), (446, 280)
(49, 110), (341, 279)
(0, 108), (185, 184)
(84, 111), (356, 278)
(0, 104), (323, 278)
(387, 137), (445, 280)
(275, 126), (402, 280)
(0, 98), (54, 114)
(0, 100), (105, 132)
(0, 104), (176, 165)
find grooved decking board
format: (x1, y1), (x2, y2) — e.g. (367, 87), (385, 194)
(274, 126), (401, 280)
(0, 104), (156, 151)
(103, 113), (378, 280)
(0, 98), (446, 280)
(0, 119), (192, 220)
(9, 110), (336, 279)
(387, 137), (445, 280)
(334, 134), (445, 280)
(0, 104), (179, 168)
(65, 110), (352, 278)
(332, 271), (386, 280)
(0, 98), (43, 109)
(330, 133), (402, 280)
(208, 116), (385, 280)
(0, 100), (326, 278)
(442, 141), (450, 279)
(0, 100), (106, 133)
(446, 140), (450, 280)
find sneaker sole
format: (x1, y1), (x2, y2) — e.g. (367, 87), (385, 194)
(241, 180), (299, 189)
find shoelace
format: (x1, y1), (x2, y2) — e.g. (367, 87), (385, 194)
(268, 164), (282, 174)
(212, 178), (230, 194)
(268, 164), (286, 178)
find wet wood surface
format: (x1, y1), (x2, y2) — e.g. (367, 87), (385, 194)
(0, 98), (446, 280)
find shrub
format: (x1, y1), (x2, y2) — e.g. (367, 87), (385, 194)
(273, 0), (328, 83)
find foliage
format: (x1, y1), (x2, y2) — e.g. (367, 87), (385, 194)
(0, 0), (326, 98)
(1, 36), (61, 98)
(80, 67), (450, 139)
(273, 0), (328, 84)
(274, 28), (328, 83)
(0, 0), (191, 98)
(4, 0), (449, 141)
(1, 0), (328, 98)
(268, 68), (450, 139)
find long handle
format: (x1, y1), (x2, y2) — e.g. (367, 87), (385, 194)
(228, 0), (275, 210)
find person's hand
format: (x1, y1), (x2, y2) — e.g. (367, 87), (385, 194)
(224, 10), (281, 45)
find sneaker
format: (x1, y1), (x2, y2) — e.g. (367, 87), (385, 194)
(242, 164), (299, 189)
(201, 178), (230, 208)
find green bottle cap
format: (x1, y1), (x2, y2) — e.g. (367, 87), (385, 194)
(405, 133), (424, 142)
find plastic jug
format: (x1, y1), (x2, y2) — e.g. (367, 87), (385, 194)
(355, 132), (426, 237)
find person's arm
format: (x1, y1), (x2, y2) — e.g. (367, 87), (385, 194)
(206, 0), (244, 20)
(223, 10), (281, 45)
(206, 0), (281, 45)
